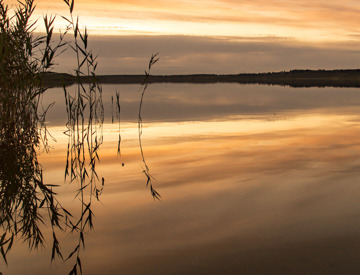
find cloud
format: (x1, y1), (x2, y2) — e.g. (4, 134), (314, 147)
(53, 35), (360, 75)
(15, 0), (360, 40)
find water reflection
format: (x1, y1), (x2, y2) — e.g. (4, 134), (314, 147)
(4, 84), (360, 274)
(0, 67), (106, 272)
(41, 83), (360, 125)
(0, 80), (72, 265)
(87, 112), (360, 274)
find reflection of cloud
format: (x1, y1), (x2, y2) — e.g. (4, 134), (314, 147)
(42, 113), (360, 194)
(82, 113), (360, 273)
(32, 108), (360, 274)
(42, 83), (360, 125)
(145, 124), (360, 189)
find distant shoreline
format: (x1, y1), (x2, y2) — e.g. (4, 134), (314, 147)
(43, 69), (360, 88)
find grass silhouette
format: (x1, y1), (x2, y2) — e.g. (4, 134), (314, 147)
(0, 0), (72, 267)
(0, 0), (105, 273)
(0, 1), (160, 273)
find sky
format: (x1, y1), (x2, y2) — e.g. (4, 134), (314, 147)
(6, 0), (360, 74)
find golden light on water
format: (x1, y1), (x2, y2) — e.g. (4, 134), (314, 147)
(4, 79), (360, 274)
(27, 108), (360, 273)
(40, 110), (360, 200)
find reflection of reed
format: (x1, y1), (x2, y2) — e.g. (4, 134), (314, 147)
(115, 91), (122, 158)
(63, 73), (104, 273)
(0, 0), (105, 272)
(138, 53), (161, 200)
(0, 0), (72, 264)
(1, 1), (160, 272)
(61, 1), (106, 272)
(0, 90), (66, 264)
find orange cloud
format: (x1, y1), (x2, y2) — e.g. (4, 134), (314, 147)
(6, 0), (360, 41)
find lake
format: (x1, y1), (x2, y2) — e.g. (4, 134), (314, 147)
(4, 83), (360, 274)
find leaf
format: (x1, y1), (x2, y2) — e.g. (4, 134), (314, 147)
(39, 199), (46, 208)
(69, 264), (77, 275)
(77, 257), (82, 274)
(51, 232), (63, 262)
(65, 245), (79, 261)
(63, 207), (73, 217)
(80, 232), (85, 249)
(74, 17), (78, 38)
(61, 15), (72, 25)
(70, 0), (75, 13)
(0, 246), (8, 265)
(5, 237), (13, 254)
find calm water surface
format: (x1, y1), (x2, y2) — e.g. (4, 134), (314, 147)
(4, 83), (360, 274)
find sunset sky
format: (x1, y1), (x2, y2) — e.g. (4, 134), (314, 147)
(6, 0), (360, 74)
